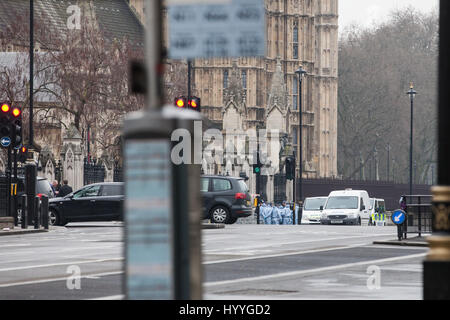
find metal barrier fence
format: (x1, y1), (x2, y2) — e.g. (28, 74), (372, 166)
(0, 176), (8, 217)
(83, 158), (106, 185)
(402, 195), (433, 238)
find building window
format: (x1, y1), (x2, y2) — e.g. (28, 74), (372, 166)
(242, 70), (247, 89)
(292, 77), (298, 110)
(293, 127), (298, 146)
(223, 70), (229, 89)
(293, 26), (299, 43)
(293, 25), (299, 59)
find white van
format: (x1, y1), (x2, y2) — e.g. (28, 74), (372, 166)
(320, 189), (370, 225)
(301, 197), (327, 224)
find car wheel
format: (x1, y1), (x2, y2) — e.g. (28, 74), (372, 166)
(49, 209), (65, 226)
(210, 206), (230, 224)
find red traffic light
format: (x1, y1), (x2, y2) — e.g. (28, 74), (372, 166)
(1, 104), (10, 113)
(174, 96), (187, 108)
(189, 96), (201, 111)
(176, 99), (185, 108)
(12, 108), (21, 117)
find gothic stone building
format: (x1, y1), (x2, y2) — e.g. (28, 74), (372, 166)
(130, 0), (339, 202)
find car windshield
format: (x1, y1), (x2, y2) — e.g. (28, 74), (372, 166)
(304, 198), (327, 211)
(370, 199), (375, 210)
(325, 196), (359, 210)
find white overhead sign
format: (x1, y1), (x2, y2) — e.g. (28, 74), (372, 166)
(168, 0), (265, 59)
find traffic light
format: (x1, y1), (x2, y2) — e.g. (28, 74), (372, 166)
(11, 107), (22, 148)
(0, 103), (12, 143)
(174, 96), (187, 108)
(285, 156), (296, 181)
(18, 146), (28, 163)
(253, 151), (262, 174)
(189, 96), (201, 112)
(174, 96), (201, 112)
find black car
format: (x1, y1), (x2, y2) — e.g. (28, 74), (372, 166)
(48, 182), (124, 226)
(201, 175), (252, 224)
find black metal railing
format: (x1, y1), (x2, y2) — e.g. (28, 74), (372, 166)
(401, 195), (433, 238)
(83, 158), (106, 185)
(113, 162), (123, 182)
(274, 174), (287, 204)
(0, 176), (8, 217)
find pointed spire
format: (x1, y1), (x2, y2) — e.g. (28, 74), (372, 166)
(267, 57), (289, 111)
(223, 59), (245, 108)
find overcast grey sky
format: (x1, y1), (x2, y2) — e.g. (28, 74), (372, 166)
(339, 0), (439, 32)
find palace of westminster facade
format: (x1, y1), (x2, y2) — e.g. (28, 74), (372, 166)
(130, 0), (339, 199)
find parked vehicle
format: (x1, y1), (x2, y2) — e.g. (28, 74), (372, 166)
(369, 198), (386, 225)
(320, 189), (370, 225)
(48, 182), (124, 226)
(301, 197), (327, 224)
(201, 175), (252, 224)
(15, 176), (56, 199)
(16, 176), (56, 223)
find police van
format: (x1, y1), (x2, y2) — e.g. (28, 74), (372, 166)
(320, 189), (371, 225)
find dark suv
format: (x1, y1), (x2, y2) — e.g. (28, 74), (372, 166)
(201, 175), (252, 224)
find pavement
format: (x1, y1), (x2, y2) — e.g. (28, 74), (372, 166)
(0, 226), (49, 236)
(0, 222), (429, 300)
(373, 236), (429, 247)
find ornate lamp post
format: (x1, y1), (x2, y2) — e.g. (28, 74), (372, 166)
(406, 83), (417, 196)
(295, 66), (307, 218)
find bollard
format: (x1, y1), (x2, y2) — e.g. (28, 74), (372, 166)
(11, 193), (17, 226)
(20, 194), (27, 229)
(41, 195), (49, 230)
(34, 196), (40, 229)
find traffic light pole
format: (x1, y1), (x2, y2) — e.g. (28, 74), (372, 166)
(13, 148), (18, 226)
(256, 170), (261, 225)
(26, 0), (37, 227)
(6, 146), (12, 217)
(187, 59), (192, 103)
(293, 153), (296, 225)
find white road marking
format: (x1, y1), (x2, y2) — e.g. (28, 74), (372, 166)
(89, 294), (124, 300)
(0, 271), (123, 288)
(204, 253), (427, 287)
(203, 233), (394, 253)
(204, 243), (371, 264)
(0, 258), (124, 273)
(0, 244), (31, 248)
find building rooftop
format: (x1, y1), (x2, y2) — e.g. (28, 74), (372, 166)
(0, 0), (144, 47)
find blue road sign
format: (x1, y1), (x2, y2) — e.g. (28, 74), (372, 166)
(0, 136), (11, 148)
(392, 210), (406, 225)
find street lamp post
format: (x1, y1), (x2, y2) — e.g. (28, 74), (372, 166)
(386, 143), (390, 182)
(406, 83), (417, 196)
(295, 66), (307, 225)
